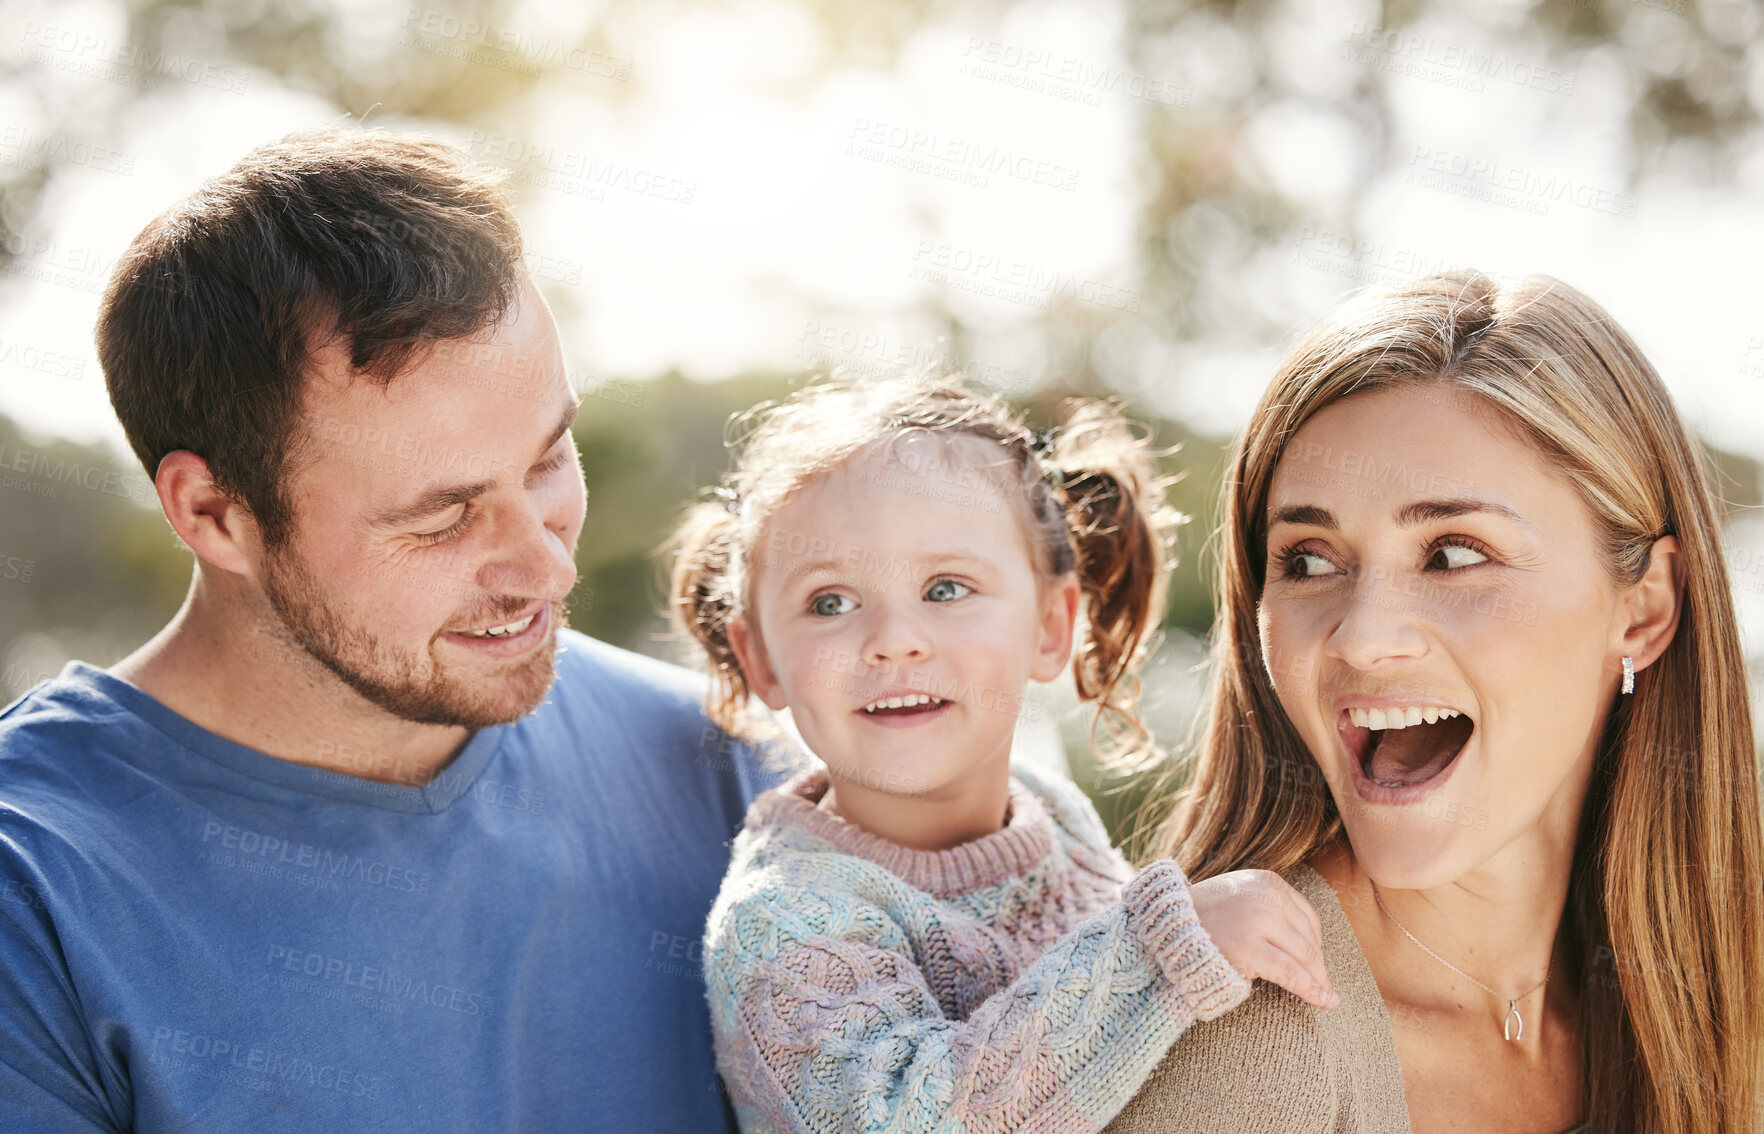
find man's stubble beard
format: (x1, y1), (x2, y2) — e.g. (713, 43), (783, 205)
(260, 541), (565, 728)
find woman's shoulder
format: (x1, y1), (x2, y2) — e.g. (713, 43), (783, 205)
(1102, 862), (1411, 1134)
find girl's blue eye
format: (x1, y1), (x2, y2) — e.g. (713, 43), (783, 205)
(812, 593), (856, 617)
(925, 579), (972, 602)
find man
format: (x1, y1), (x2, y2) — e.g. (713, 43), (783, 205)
(0, 130), (781, 1132)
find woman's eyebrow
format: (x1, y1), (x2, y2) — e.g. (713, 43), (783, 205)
(1268, 498), (1527, 530)
(1393, 498), (1527, 528)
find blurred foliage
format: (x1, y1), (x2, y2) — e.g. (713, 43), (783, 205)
(3, 0), (1762, 844)
(4, 0), (1762, 342)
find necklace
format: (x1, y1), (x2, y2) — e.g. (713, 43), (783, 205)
(1371, 884), (1550, 1042)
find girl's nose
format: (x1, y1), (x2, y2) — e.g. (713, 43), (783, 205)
(860, 604), (932, 667)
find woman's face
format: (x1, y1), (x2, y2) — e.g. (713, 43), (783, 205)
(1258, 385), (1626, 889)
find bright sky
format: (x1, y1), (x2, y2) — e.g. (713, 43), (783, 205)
(2, 0), (1759, 457)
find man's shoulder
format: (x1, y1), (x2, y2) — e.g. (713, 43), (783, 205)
(0, 666), (139, 793)
(549, 629), (713, 716)
(546, 630), (793, 794)
(542, 630), (727, 743)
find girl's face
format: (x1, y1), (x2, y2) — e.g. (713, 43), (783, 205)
(730, 435), (1078, 805)
(1258, 385), (1637, 889)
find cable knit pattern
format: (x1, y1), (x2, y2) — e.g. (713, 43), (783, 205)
(703, 762), (1252, 1134)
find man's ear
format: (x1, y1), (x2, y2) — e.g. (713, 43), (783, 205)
(1615, 534), (1683, 680)
(154, 451), (264, 576)
(727, 611), (788, 711)
(1029, 571), (1082, 684)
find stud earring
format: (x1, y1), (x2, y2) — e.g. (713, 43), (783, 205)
(1621, 655), (1635, 695)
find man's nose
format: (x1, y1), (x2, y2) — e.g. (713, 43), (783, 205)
(480, 498), (578, 600)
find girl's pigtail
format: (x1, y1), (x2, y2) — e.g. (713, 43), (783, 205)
(1047, 401), (1184, 768)
(668, 499), (751, 737)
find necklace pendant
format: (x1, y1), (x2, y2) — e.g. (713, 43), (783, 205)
(1503, 999), (1522, 1042)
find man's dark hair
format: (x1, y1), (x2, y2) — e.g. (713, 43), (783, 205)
(97, 128), (524, 548)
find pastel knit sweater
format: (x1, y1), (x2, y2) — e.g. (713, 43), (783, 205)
(703, 762), (1252, 1134)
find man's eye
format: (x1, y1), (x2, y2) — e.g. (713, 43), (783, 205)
(925, 579), (972, 602)
(811, 593), (856, 617)
(416, 507), (473, 546)
(534, 448), (573, 476)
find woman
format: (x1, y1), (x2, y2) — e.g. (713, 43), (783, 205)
(1107, 271), (1763, 1132)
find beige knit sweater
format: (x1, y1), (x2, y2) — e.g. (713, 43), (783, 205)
(1106, 864), (1589, 1134)
(1104, 863), (1409, 1133)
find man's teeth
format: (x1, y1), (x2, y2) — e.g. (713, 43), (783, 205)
(1350, 705), (1463, 730)
(861, 693), (945, 713)
(462, 613), (537, 638)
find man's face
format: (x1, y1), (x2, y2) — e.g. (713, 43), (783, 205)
(259, 277), (586, 728)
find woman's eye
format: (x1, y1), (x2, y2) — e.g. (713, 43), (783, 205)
(811, 593), (856, 617)
(924, 579), (972, 602)
(1290, 553), (1338, 579)
(1429, 544), (1488, 571)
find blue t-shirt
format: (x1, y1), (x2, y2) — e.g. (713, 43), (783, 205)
(0, 629), (786, 1132)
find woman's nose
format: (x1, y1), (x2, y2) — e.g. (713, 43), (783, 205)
(1324, 569), (1428, 670)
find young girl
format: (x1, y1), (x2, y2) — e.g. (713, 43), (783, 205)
(672, 376), (1333, 1133)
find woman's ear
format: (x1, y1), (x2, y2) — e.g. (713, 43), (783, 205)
(1616, 534), (1683, 676)
(728, 612), (789, 710)
(1030, 572), (1082, 684)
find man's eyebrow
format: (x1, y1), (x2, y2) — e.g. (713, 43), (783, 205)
(367, 397), (580, 529)
(1268, 498), (1526, 531)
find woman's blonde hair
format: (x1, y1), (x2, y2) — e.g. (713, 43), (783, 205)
(1154, 270), (1763, 1130)
(667, 374), (1182, 766)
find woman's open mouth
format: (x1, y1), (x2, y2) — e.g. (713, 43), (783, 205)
(1339, 704), (1474, 801)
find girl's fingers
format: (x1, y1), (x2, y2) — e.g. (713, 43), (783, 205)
(1261, 887), (1328, 986)
(1239, 939), (1319, 1007)
(1256, 916), (1337, 1009)
(1289, 888), (1325, 951)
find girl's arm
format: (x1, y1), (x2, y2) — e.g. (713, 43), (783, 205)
(705, 859), (1249, 1134)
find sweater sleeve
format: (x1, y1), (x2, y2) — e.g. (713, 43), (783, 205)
(705, 858), (1250, 1134)
(1100, 981), (1343, 1134)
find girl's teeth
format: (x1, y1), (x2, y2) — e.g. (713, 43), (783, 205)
(863, 693), (943, 713)
(1349, 706), (1464, 730)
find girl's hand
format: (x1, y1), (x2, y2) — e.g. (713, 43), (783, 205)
(1190, 870), (1338, 1009)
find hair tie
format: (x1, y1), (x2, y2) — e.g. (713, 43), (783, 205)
(712, 485), (741, 516)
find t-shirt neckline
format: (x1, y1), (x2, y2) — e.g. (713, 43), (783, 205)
(58, 661), (507, 814)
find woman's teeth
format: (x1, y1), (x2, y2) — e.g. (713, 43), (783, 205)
(462, 612), (536, 638)
(861, 693), (945, 713)
(1350, 706), (1462, 730)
